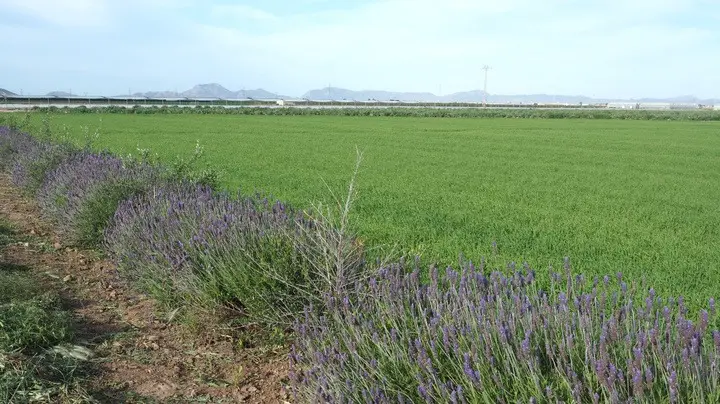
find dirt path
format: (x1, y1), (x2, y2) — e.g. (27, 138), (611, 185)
(0, 173), (290, 403)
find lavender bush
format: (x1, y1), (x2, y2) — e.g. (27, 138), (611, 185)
(0, 127), (41, 170)
(104, 182), (364, 325)
(10, 136), (79, 195)
(291, 259), (720, 403)
(36, 152), (162, 246)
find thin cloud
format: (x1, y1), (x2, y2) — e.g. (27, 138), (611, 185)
(0, 0), (110, 27)
(211, 4), (278, 22)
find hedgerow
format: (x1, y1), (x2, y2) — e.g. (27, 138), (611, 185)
(27, 105), (720, 121)
(291, 259), (720, 403)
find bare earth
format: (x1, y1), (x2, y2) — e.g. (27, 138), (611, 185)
(0, 173), (290, 403)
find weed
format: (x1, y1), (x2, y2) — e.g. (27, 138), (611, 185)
(0, 295), (74, 353)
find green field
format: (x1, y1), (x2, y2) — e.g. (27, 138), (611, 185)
(26, 113), (720, 302)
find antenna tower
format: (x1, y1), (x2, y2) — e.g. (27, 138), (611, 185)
(482, 65), (491, 105)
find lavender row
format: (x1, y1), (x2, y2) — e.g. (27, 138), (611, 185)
(291, 259), (720, 403)
(2, 126), (356, 325)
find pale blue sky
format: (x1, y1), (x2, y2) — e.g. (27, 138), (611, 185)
(1, 0), (718, 98)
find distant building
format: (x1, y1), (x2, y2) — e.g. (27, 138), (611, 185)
(606, 102), (636, 109)
(607, 102), (700, 110)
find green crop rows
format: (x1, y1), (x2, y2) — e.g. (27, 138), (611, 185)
(28, 113), (720, 305)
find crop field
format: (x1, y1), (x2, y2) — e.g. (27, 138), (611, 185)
(24, 113), (720, 305)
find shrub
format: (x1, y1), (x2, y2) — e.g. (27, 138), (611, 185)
(164, 140), (221, 189)
(104, 182), (366, 326)
(36, 152), (161, 246)
(28, 106), (720, 121)
(291, 260), (720, 403)
(11, 139), (79, 195)
(0, 127), (40, 170)
(0, 127), (15, 168)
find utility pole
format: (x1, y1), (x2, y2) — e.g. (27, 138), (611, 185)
(482, 65), (491, 105)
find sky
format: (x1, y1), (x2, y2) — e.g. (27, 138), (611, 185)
(1, 0), (719, 99)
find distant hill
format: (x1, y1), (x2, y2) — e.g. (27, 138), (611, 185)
(302, 87), (591, 103)
(303, 87), (441, 102)
(0, 88), (16, 96)
(46, 91), (73, 97)
(302, 86), (719, 105)
(234, 88), (287, 99)
(29, 82), (709, 105)
(132, 91), (179, 98)
(632, 95), (720, 104)
(125, 83), (289, 99)
(181, 83), (235, 98)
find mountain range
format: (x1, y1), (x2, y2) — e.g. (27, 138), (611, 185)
(1, 83), (718, 104)
(124, 84), (288, 100)
(46, 91), (73, 97)
(115, 84), (720, 104)
(304, 87), (719, 105)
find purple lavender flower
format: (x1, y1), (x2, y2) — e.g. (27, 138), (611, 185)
(668, 370), (678, 403)
(645, 367), (653, 386)
(521, 331), (532, 357)
(418, 384), (431, 403)
(700, 310), (709, 332)
(710, 298), (716, 316)
(632, 367), (643, 396)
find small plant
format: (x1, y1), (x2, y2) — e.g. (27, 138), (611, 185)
(39, 113), (53, 140)
(5, 112), (32, 131)
(0, 351), (91, 403)
(167, 140), (222, 188)
(0, 296), (74, 353)
(272, 149), (375, 315)
(0, 272), (42, 304)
